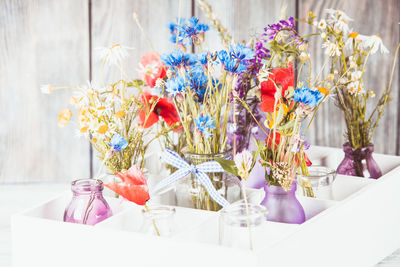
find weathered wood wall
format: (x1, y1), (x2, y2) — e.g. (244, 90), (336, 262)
(1, 0), (399, 183)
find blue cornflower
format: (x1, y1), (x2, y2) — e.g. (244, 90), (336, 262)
(176, 16), (209, 46)
(194, 114), (215, 139)
(168, 19), (186, 45)
(188, 70), (208, 102)
(196, 51), (209, 66)
(109, 134), (128, 152)
(161, 50), (196, 69)
(165, 76), (186, 96)
(218, 48), (253, 74)
(293, 86), (323, 108)
(229, 44), (255, 61)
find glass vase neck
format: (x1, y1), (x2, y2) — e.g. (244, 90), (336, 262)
(184, 150), (232, 164)
(264, 182), (296, 195)
(71, 179), (103, 195)
(343, 143), (374, 159)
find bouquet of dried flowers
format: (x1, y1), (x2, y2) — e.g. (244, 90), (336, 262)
(305, 9), (400, 152)
(229, 16), (331, 190)
(42, 45), (180, 175)
(159, 17), (256, 155)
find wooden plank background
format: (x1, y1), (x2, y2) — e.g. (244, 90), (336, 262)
(1, 0), (399, 183)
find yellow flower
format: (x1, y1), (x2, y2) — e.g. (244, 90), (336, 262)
(80, 126), (88, 133)
(98, 124), (109, 134)
(115, 110), (125, 118)
(78, 107), (91, 127)
(317, 86), (330, 95)
(57, 109), (72, 127)
(265, 104), (289, 129)
(348, 32), (359, 39)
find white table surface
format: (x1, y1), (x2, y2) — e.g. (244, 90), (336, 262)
(1, 183), (400, 267)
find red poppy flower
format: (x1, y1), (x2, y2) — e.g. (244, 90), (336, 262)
(260, 62), (294, 113)
(104, 165), (150, 205)
(139, 92), (181, 132)
(138, 51), (166, 88)
(265, 131), (281, 149)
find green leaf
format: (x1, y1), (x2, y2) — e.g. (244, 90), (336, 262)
(277, 120), (295, 131)
(127, 79), (145, 88)
(214, 158), (239, 176)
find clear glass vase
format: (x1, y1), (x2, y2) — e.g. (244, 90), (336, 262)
(260, 182), (305, 224)
(175, 151), (241, 211)
(297, 166), (337, 200)
(139, 205), (176, 237)
(64, 179), (112, 225)
(219, 202), (267, 250)
(337, 143), (382, 179)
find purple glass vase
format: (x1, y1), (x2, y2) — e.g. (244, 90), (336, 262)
(261, 182), (306, 224)
(336, 143), (382, 179)
(64, 179), (112, 225)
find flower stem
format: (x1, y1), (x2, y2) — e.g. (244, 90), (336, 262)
(242, 181), (253, 251)
(144, 203), (160, 236)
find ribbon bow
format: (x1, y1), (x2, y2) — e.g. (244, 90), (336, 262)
(151, 148), (229, 208)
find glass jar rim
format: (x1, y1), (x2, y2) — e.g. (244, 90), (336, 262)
(221, 202), (268, 222)
(297, 165), (336, 179)
(71, 179), (103, 193)
(141, 205), (176, 219)
(183, 149), (232, 158)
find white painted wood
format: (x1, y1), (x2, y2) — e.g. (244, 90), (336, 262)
(9, 146), (400, 267)
(0, 0), (91, 183)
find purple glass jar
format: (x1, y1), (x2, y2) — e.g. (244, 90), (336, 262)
(261, 182), (305, 224)
(337, 143), (382, 179)
(64, 179), (112, 225)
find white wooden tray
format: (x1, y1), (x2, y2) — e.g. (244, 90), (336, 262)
(11, 146), (400, 267)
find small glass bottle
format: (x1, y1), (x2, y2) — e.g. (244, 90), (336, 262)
(219, 202), (267, 250)
(139, 205), (176, 237)
(64, 179), (112, 225)
(337, 143), (382, 178)
(297, 166), (337, 200)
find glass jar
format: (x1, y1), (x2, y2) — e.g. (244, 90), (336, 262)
(219, 202), (267, 250)
(139, 205), (176, 237)
(175, 151), (241, 211)
(297, 166), (337, 200)
(260, 182), (305, 224)
(64, 179), (112, 225)
(337, 143), (382, 178)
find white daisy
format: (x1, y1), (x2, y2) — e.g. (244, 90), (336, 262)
(351, 70), (362, 82)
(347, 80), (364, 94)
(40, 84), (53, 94)
(95, 44), (134, 67)
(318, 19), (327, 31)
(325, 9), (353, 23)
(299, 51), (310, 62)
(325, 9), (353, 34)
(322, 41), (340, 57)
(358, 35), (389, 54)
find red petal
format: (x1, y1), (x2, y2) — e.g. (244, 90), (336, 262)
(304, 152), (312, 167)
(158, 100), (180, 126)
(260, 95), (276, 113)
(140, 51), (161, 66)
(125, 165), (147, 185)
(273, 62), (294, 96)
(104, 183), (149, 205)
(260, 80), (276, 97)
(139, 110), (159, 128)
